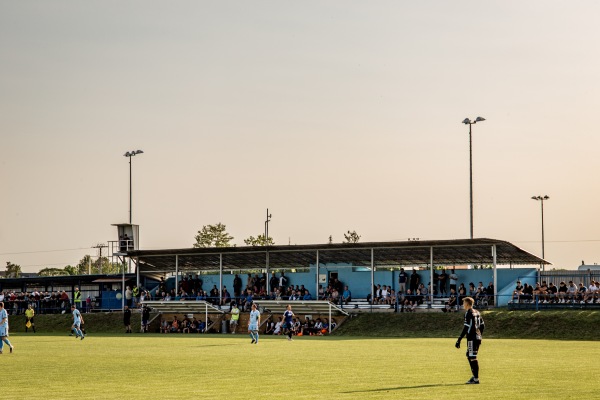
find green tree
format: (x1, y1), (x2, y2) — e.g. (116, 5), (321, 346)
(5, 261), (21, 278)
(193, 223), (234, 248)
(38, 267), (69, 277)
(343, 230), (361, 244)
(244, 234), (275, 246)
(63, 265), (78, 275)
(77, 255), (94, 275)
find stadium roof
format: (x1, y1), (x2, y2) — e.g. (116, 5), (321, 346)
(127, 238), (549, 274)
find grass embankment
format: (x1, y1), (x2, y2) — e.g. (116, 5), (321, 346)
(9, 310), (600, 340)
(334, 310), (600, 340)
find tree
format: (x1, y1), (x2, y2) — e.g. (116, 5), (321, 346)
(63, 265), (78, 275)
(193, 223), (234, 248)
(38, 267), (69, 277)
(243, 234), (275, 246)
(77, 255), (94, 275)
(343, 230), (361, 244)
(5, 261), (21, 278)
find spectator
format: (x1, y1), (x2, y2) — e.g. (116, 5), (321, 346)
(438, 269), (448, 296)
(170, 316), (180, 333)
(279, 272), (288, 289)
(522, 283), (534, 302)
(583, 280), (598, 303)
(410, 269), (420, 293)
(485, 282), (494, 305)
(557, 282), (568, 303)
(230, 303), (240, 334)
(443, 288), (458, 312)
(303, 290), (313, 301)
(566, 281), (577, 303)
(160, 318), (169, 334)
(512, 281), (524, 302)
(342, 286), (352, 304)
(233, 274), (243, 300)
(547, 282), (558, 303)
(449, 269), (458, 293)
(398, 268), (408, 294)
(273, 317), (283, 335)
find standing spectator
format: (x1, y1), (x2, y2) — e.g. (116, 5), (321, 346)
(132, 285), (140, 308)
(74, 287), (82, 310)
(410, 269), (420, 293)
(279, 272), (289, 289)
(433, 269), (440, 295)
(123, 305), (132, 333)
(269, 274), (279, 294)
(233, 274), (243, 301)
(398, 268), (408, 294)
(125, 286), (133, 308)
(439, 269), (448, 296)
(449, 269), (458, 293)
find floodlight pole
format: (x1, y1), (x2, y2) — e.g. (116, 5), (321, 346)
(463, 118), (485, 239)
(124, 150), (144, 225)
(532, 195), (550, 264)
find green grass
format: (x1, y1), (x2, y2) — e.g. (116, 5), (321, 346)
(2, 334), (598, 400)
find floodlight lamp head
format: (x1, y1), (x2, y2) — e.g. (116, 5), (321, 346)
(532, 196), (539, 200)
(462, 118), (471, 125)
(543, 195), (550, 200)
(124, 151), (131, 157)
(135, 150), (144, 155)
(475, 116), (486, 122)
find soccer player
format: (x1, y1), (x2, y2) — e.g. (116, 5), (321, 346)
(455, 296), (485, 384)
(71, 305), (85, 340)
(282, 304), (295, 341)
(248, 303), (260, 344)
(0, 302), (14, 354)
(123, 305), (132, 333)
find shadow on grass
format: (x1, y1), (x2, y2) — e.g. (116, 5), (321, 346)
(341, 383), (464, 393)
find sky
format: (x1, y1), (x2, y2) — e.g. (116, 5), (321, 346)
(1, 1), (599, 273)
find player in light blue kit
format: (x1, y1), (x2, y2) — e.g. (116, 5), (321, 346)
(248, 303), (261, 344)
(71, 304), (85, 340)
(0, 302), (14, 354)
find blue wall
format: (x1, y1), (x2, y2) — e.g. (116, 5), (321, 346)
(165, 265), (538, 306)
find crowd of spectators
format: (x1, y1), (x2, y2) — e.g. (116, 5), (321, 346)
(158, 315), (213, 334)
(262, 315), (337, 336)
(0, 290), (91, 315)
(511, 279), (599, 304)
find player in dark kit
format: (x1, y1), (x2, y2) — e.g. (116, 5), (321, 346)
(455, 296), (484, 384)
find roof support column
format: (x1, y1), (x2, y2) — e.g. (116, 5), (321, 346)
(122, 259), (125, 310)
(136, 256), (140, 288)
(175, 255), (179, 296)
(492, 245), (497, 307)
(219, 253), (223, 307)
(315, 250), (320, 300)
(430, 246), (434, 307)
(370, 248), (374, 313)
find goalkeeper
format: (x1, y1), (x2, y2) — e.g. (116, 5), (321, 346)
(455, 297), (485, 384)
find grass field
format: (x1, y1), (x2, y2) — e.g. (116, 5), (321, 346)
(2, 333), (598, 400)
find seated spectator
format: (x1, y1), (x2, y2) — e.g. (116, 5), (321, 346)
(342, 286), (352, 304)
(292, 318), (301, 335)
(401, 289), (417, 312)
(388, 289), (396, 306)
(330, 288), (339, 304)
(273, 317), (283, 335)
(468, 283), (476, 298)
(160, 318), (169, 334)
(380, 285), (389, 304)
(313, 318), (324, 335)
(547, 282), (558, 303)
(566, 281), (577, 303)
(557, 282), (568, 303)
(522, 283), (533, 302)
(300, 316), (314, 335)
(318, 285), (326, 300)
(443, 288), (458, 312)
(302, 290), (313, 301)
(330, 318), (337, 330)
(583, 280), (598, 303)
(170, 316), (180, 333)
(197, 320), (206, 333)
(512, 281), (524, 302)
(576, 283), (586, 302)
(264, 317), (275, 335)
(485, 282), (494, 305)
(321, 318), (330, 333)
(181, 317), (191, 333)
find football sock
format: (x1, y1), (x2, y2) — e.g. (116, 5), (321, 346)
(3, 338), (12, 348)
(249, 332), (255, 341)
(469, 359), (479, 379)
(255, 332), (259, 343)
(77, 329), (84, 337)
(288, 331), (293, 339)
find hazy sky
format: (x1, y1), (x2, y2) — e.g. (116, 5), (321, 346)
(2, 1), (599, 273)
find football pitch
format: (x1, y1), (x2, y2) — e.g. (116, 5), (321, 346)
(3, 334), (597, 400)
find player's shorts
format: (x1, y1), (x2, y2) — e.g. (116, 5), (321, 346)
(282, 322), (290, 329)
(0, 326), (7, 336)
(248, 324), (258, 331)
(73, 321), (81, 329)
(466, 339), (481, 359)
